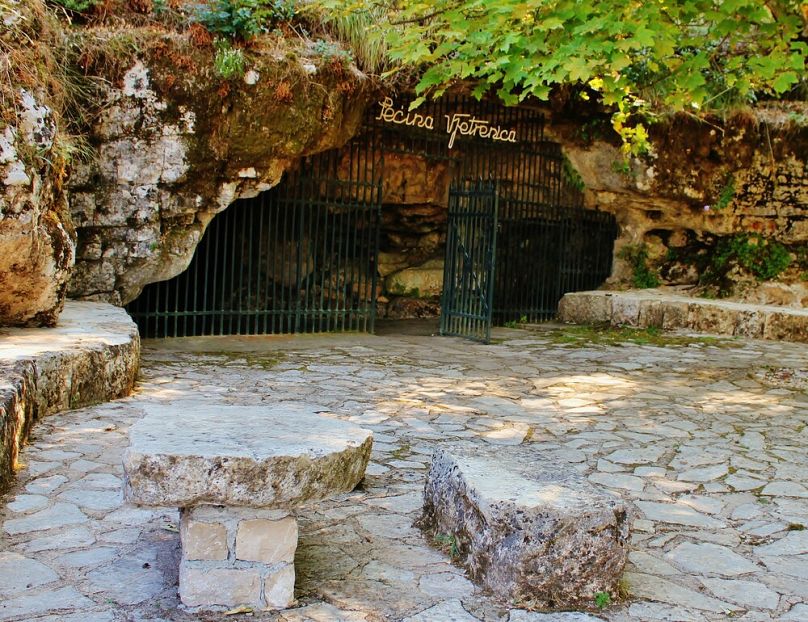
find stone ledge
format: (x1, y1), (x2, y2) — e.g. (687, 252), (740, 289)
(558, 289), (808, 343)
(0, 301), (140, 491)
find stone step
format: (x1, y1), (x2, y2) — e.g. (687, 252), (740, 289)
(0, 301), (140, 492)
(558, 289), (808, 342)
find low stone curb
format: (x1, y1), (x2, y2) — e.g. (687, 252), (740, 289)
(0, 301), (140, 491)
(558, 289), (808, 343)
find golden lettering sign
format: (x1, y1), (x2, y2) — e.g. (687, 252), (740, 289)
(375, 97), (518, 149)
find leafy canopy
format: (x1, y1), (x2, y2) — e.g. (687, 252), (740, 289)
(320, 0), (807, 153)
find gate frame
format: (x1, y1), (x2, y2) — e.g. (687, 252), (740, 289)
(440, 180), (498, 343)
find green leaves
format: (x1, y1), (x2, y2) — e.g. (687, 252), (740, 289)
(321, 0), (807, 153)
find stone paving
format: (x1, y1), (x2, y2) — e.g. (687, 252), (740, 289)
(1, 323), (807, 622)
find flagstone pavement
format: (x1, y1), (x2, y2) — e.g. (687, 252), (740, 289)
(1, 324), (807, 622)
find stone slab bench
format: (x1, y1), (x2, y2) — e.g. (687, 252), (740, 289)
(558, 289), (808, 343)
(421, 447), (631, 609)
(123, 402), (372, 610)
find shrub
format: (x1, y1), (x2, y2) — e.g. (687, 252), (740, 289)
(191, 0), (295, 40)
(707, 234), (791, 282)
(618, 243), (660, 289)
(312, 39), (353, 65)
(49, 0), (100, 13)
(213, 39), (245, 78)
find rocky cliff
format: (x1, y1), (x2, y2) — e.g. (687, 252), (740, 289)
(0, 1), (75, 326)
(67, 30), (372, 306)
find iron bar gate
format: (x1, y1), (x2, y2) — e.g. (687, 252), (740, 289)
(126, 139), (382, 338)
(440, 181), (498, 343)
(127, 96), (617, 341)
(371, 96), (616, 340)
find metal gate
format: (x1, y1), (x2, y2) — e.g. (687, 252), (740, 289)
(126, 145), (382, 338)
(494, 201), (618, 325)
(440, 181), (498, 343)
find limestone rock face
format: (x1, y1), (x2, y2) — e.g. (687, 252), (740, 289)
(0, 91), (75, 326)
(551, 108), (808, 295)
(68, 41), (371, 306)
(123, 403), (373, 508)
(421, 446), (632, 609)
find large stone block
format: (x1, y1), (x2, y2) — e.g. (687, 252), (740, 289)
(557, 292), (612, 324)
(180, 517), (228, 561)
(421, 446), (632, 609)
(123, 403), (372, 509)
(178, 565), (262, 608)
(236, 517), (297, 564)
(0, 302), (139, 493)
(610, 295), (642, 326)
(177, 505), (297, 610)
(764, 311), (808, 343)
(687, 301), (737, 335)
(385, 259), (444, 298)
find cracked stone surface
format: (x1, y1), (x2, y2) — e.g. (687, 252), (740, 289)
(0, 323), (807, 621)
(124, 403), (373, 508)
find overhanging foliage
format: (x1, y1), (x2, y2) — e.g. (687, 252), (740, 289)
(320, 0), (807, 153)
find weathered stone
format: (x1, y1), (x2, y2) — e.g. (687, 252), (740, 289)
(764, 311), (808, 343)
(385, 259), (444, 299)
(0, 302), (139, 492)
(421, 446), (631, 609)
(665, 542), (759, 576)
(181, 517), (228, 561)
(7, 494), (48, 513)
(55, 547), (120, 568)
(236, 516), (298, 564)
(0, 552), (59, 597)
(625, 572), (734, 613)
(85, 556), (166, 605)
(178, 565), (262, 608)
(700, 578), (780, 609)
(610, 295), (642, 326)
(557, 290), (808, 344)
(402, 599), (480, 622)
(688, 302), (737, 335)
(781, 603), (808, 621)
(280, 602), (369, 621)
(0, 586), (94, 621)
(636, 501), (725, 528)
(417, 572), (476, 598)
(3, 502), (87, 535)
(264, 563), (296, 609)
(57, 488), (122, 511)
(21, 526), (95, 553)
(754, 531), (808, 556)
(0, 88), (75, 328)
(557, 291), (612, 325)
(68, 46), (372, 306)
(123, 403), (372, 508)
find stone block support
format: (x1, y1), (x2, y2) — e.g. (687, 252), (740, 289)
(122, 403), (372, 612)
(178, 505), (297, 609)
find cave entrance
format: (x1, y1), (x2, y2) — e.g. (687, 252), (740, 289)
(126, 139), (382, 338)
(127, 96), (617, 339)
